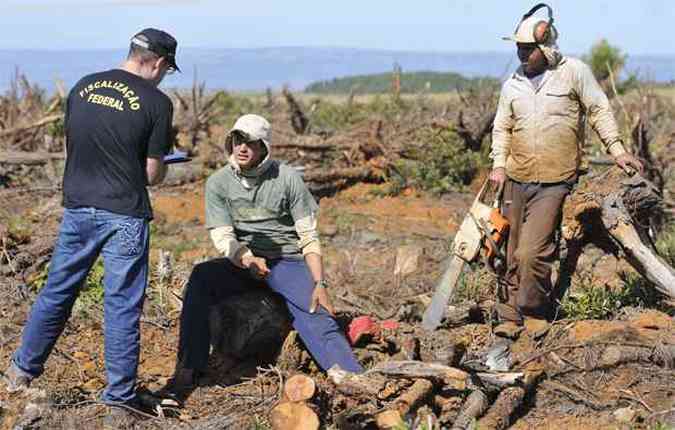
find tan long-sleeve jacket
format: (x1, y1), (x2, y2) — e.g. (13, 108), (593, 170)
(490, 57), (626, 183)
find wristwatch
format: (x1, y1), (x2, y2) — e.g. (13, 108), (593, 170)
(315, 279), (328, 289)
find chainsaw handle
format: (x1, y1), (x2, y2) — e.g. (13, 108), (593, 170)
(476, 178), (505, 209)
(492, 181), (505, 209)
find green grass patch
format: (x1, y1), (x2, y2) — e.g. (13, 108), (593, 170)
(30, 258), (105, 309)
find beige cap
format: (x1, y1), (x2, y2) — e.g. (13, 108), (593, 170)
(225, 114), (271, 154)
(503, 15), (551, 44)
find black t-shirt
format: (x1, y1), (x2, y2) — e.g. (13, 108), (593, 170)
(62, 69), (173, 219)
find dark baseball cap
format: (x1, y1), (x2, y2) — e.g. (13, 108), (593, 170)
(131, 28), (180, 72)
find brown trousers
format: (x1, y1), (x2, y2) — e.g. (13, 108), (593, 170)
(496, 176), (574, 322)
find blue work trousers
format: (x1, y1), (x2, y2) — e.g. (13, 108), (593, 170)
(12, 207), (149, 404)
(177, 258), (363, 373)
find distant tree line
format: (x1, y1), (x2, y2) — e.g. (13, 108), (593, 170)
(304, 71), (498, 94)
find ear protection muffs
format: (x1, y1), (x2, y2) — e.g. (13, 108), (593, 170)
(516, 3), (558, 44)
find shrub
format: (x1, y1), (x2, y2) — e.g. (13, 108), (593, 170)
(582, 39), (626, 83)
(560, 280), (633, 320)
(387, 126), (487, 195)
(31, 258), (105, 308)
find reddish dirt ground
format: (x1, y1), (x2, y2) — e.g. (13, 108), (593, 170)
(0, 181), (673, 429)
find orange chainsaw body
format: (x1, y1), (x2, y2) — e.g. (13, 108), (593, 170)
(482, 208), (510, 272)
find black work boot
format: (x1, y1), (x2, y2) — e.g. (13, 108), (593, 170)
(157, 367), (196, 404)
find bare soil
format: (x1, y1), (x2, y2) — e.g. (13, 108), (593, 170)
(0, 180), (673, 429)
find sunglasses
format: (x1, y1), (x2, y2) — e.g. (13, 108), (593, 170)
(232, 131), (262, 147)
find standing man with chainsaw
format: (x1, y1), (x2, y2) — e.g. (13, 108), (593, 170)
(165, 114), (363, 398)
(489, 4), (642, 329)
(4, 29), (179, 424)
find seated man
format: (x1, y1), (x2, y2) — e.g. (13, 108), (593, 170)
(170, 114), (363, 392)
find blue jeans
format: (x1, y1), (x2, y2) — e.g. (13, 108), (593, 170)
(13, 207), (149, 404)
(178, 258), (363, 373)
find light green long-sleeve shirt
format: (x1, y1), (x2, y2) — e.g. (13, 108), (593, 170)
(205, 161), (319, 259)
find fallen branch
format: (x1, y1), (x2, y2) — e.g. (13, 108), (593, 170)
(366, 360), (468, 390)
(303, 166), (378, 183)
(451, 389), (489, 430)
(477, 372), (541, 430)
(274, 141), (333, 150)
(473, 372), (524, 388)
(540, 379), (609, 411)
(376, 379), (434, 429)
(0, 114), (63, 138)
(599, 344), (675, 368)
(0, 151), (65, 165)
(393, 379), (434, 415)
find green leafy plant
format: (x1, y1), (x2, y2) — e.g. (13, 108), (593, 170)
(560, 281), (628, 320)
(387, 127), (487, 195)
(31, 258), (105, 308)
(582, 39), (626, 83)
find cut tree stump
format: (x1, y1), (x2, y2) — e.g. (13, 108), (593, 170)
(375, 410), (406, 429)
(269, 401), (319, 430)
(283, 374), (316, 402)
(558, 167), (675, 300)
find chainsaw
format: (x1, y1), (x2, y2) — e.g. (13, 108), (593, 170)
(422, 179), (509, 331)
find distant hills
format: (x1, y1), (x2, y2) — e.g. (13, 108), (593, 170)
(0, 47), (672, 93)
(305, 71), (498, 94)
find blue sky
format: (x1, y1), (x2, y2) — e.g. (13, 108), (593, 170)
(1, 0), (673, 55)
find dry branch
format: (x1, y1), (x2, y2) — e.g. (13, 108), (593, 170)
(366, 360), (468, 390)
(540, 380), (608, 411)
(282, 87), (309, 135)
(376, 379), (434, 429)
(599, 344), (675, 368)
(393, 379), (434, 415)
(303, 167), (378, 184)
(559, 167), (675, 300)
(0, 113), (62, 139)
(451, 389), (489, 430)
(477, 372), (541, 430)
(0, 151), (64, 165)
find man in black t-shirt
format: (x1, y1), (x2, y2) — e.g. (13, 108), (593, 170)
(5, 28), (179, 420)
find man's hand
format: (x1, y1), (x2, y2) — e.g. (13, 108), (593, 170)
(241, 255), (270, 280)
(614, 153), (643, 176)
(309, 283), (335, 315)
(488, 167), (507, 187)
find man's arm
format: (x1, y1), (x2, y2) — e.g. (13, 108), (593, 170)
(146, 99), (174, 185)
(489, 83), (515, 186)
(209, 225), (269, 277)
(295, 214), (334, 314)
(146, 157), (167, 185)
(286, 169), (335, 315)
(304, 247), (335, 315)
(576, 61), (643, 173)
